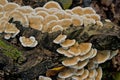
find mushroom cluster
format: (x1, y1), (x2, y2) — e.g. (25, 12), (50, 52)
(0, 0), (103, 34)
(53, 34), (119, 80)
(0, 0), (103, 47)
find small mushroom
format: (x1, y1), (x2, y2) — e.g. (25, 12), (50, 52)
(54, 10), (65, 20)
(57, 47), (73, 57)
(19, 36), (38, 47)
(53, 34), (67, 44)
(39, 76), (52, 80)
(79, 43), (92, 56)
(72, 69), (89, 80)
(3, 2), (20, 12)
(59, 19), (72, 29)
(95, 67), (102, 80)
(71, 59), (89, 69)
(83, 7), (96, 14)
(60, 39), (76, 49)
(43, 1), (62, 10)
(93, 50), (110, 64)
(4, 22), (20, 37)
(83, 17), (96, 27)
(72, 6), (83, 16)
(28, 15), (43, 31)
(72, 15), (83, 26)
(62, 56), (80, 66)
(90, 14), (101, 21)
(68, 43), (81, 56)
(51, 25), (63, 32)
(0, 0), (8, 6)
(4, 34), (11, 40)
(58, 68), (74, 79)
(44, 15), (58, 24)
(36, 11), (49, 18)
(88, 69), (96, 78)
(8, 10), (29, 27)
(45, 20), (58, 32)
(79, 48), (94, 61)
(75, 68), (84, 76)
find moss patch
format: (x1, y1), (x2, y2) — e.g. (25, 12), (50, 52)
(0, 39), (22, 60)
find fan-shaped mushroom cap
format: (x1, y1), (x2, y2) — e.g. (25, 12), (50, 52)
(8, 10), (29, 27)
(90, 14), (101, 21)
(36, 11), (49, 18)
(68, 43), (81, 56)
(83, 7), (96, 14)
(19, 36), (38, 47)
(57, 47), (73, 57)
(58, 68), (74, 79)
(87, 61), (98, 70)
(53, 34), (67, 44)
(60, 39), (76, 49)
(44, 15), (58, 24)
(28, 15), (43, 31)
(16, 6), (34, 15)
(83, 18), (96, 27)
(64, 12), (71, 19)
(0, 0), (8, 6)
(54, 10), (65, 20)
(75, 68), (84, 76)
(72, 6), (83, 16)
(72, 15), (83, 26)
(45, 20), (58, 32)
(62, 56), (80, 66)
(4, 22), (19, 34)
(51, 25), (63, 32)
(35, 7), (48, 13)
(79, 48), (94, 61)
(88, 69), (96, 78)
(59, 19), (72, 29)
(71, 59), (89, 69)
(93, 50), (110, 64)
(43, 1), (62, 10)
(39, 76), (52, 80)
(96, 21), (103, 27)
(79, 43), (92, 56)
(72, 69), (89, 80)
(109, 50), (119, 60)
(3, 3), (20, 12)
(95, 67), (102, 80)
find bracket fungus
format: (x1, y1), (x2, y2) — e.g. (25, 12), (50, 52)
(8, 10), (29, 27)
(0, 0), (8, 6)
(53, 34), (67, 44)
(43, 1), (62, 10)
(28, 15), (43, 31)
(60, 39), (76, 49)
(19, 36), (38, 47)
(0, 1), (119, 80)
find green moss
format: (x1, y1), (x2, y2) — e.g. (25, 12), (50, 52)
(0, 39), (22, 60)
(113, 72), (120, 80)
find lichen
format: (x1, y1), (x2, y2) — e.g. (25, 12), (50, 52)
(0, 38), (22, 60)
